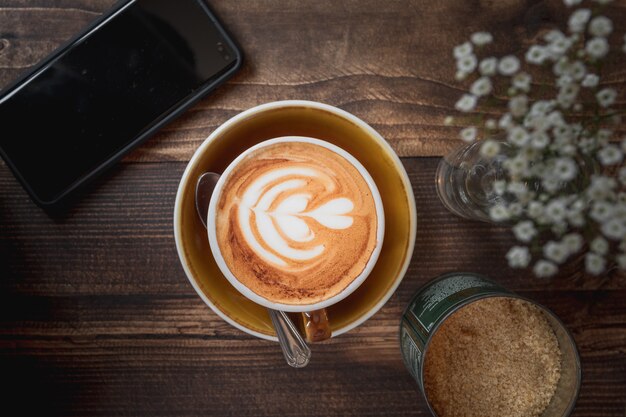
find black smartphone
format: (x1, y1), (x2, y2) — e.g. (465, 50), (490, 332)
(0, 0), (242, 208)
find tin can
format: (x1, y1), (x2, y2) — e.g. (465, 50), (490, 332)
(400, 272), (581, 417)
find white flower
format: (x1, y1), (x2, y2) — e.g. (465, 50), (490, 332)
(489, 204), (511, 222)
(506, 246), (531, 268)
(470, 76), (493, 96)
(513, 221), (537, 242)
(590, 200), (614, 222)
(568, 9), (592, 33)
(596, 88), (617, 107)
(498, 56), (520, 76)
(591, 237), (610, 255)
(562, 233), (583, 253)
(479, 57), (498, 76)
(534, 260), (558, 278)
(527, 201), (544, 219)
(499, 113), (513, 129)
(512, 72), (532, 92)
(563, 0), (582, 6)
(509, 95), (529, 118)
(526, 45), (549, 64)
(544, 241), (569, 264)
(619, 166), (626, 186)
(542, 176), (562, 193)
(601, 218), (626, 240)
(485, 119), (497, 130)
(471, 32), (493, 46)
(545, 199), (567, 222)
(617, 254), (626, 270)
(455, 71), (468, 81)
(570, 60), (587, 80)
(585, 253), (606, 275)
(460, 126), (478, 142)
(554, 157), (578, 181)
(508, 126), (530, 146)
(553, 57), (570, 76)
(597, 145), (624, 165)
(480, 140), (501, 158)
(581, 73), (599, 88)
(589, 16), (613, 37)
(453, 42), (473, 59)
(444, 116), (454, 126)
(549, 36), (573, 57)
(586, 37), (609, 59)
(455, 94), (477, 112)
(457, 54), (478, 73)
(493, 180), (507, 196)
(587, 175), (617, 200)
(531, 132), (550, 150)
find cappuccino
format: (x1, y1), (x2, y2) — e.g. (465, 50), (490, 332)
(214, 140), (379, 305)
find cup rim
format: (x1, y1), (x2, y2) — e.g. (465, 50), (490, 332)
(206, 136), (386, 312)
(174, 100), (417, 341)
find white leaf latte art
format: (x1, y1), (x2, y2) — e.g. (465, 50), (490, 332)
(237, 167), (355, 266)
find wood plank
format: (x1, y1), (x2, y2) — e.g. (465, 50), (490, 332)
(1, 0), (625, 158)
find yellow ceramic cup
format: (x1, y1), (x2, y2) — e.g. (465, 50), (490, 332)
(174, 100), (416, 341)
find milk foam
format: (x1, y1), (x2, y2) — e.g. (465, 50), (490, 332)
(238, 166), (355, 266)
(214, 140), (379, 306)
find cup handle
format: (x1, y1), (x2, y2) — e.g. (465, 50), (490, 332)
(300, 309), (332, 342)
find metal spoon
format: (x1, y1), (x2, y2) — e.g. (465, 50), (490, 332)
(195, 172), (311, 368)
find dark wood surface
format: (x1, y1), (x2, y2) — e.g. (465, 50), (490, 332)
(1, 1), (625, 416)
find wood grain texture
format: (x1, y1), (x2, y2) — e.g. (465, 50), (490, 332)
(1, 158), (625, 416)
(0, 0), (625, 158)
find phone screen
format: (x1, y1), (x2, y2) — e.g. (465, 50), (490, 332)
(0, 0), (239, 204)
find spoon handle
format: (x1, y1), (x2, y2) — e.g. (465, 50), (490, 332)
(268, 309), (311, 368)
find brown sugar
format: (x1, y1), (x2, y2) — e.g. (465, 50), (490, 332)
(423, 297), (561, 417)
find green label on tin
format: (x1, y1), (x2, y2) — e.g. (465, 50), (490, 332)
(400, 273), (509, 388)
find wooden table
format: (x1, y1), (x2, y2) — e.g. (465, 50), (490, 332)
(1, 1), (625, 416)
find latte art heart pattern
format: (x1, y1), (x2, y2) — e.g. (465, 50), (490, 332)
(239, 167), (355, 267)
(215, 141), (379, 306)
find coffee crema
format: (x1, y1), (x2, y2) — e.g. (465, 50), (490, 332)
(214, 140), (378, 305)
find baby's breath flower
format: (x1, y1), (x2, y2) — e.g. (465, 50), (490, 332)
(597, 145), (624, 165)
(581, 73), (599, 88)
(562, 233), (583, 253)
(508, 126), (530, 146)
(498, 56), (520, 76)
(460, 126), (478, 143)
(479, 57), (498, 76)
(485, 119), (497, 130)
(591, 236), (610, 255)
(568, 9), (592, 33)
(619, 167), (626, 186)
(601, 218), (626, 240)
(513, 220), (537, 242)
(590, 200), (615, 223)
(586, 37), (610, 59)
(545, 199), (567, 222)
(530, 132), (550, 150)
(509, 95), (529, 118)
(544, 241), (569, 264)
(455, 71), (468, 81)
(512, 72), (532, 92)
(596, 88), (617, 107)
(589, 16), (613, 37)
(499, 113), (513, 129)
(506, 246), (531, 268)
(554, 157), (578, 181)
(480, 140), (501, 158)
(470, 76), (493, 96)
(570, 61), (587, 81)
(534, 260), (558, 278)
(509, 202), (523, 217)
(457, 54), (478, 73)
(455, 94), (477, 112)
(471, 32), (493, 46)
(527, 201), (544, 219)
(585, 253), (606, 275)
(444, 116), (454, 126)
(493, 180), (507, 196)
(453, 42), (473, 59)
(489, 204), (511, 222)
(526, 45), (549, 65)
(549, 36), (573, 57)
